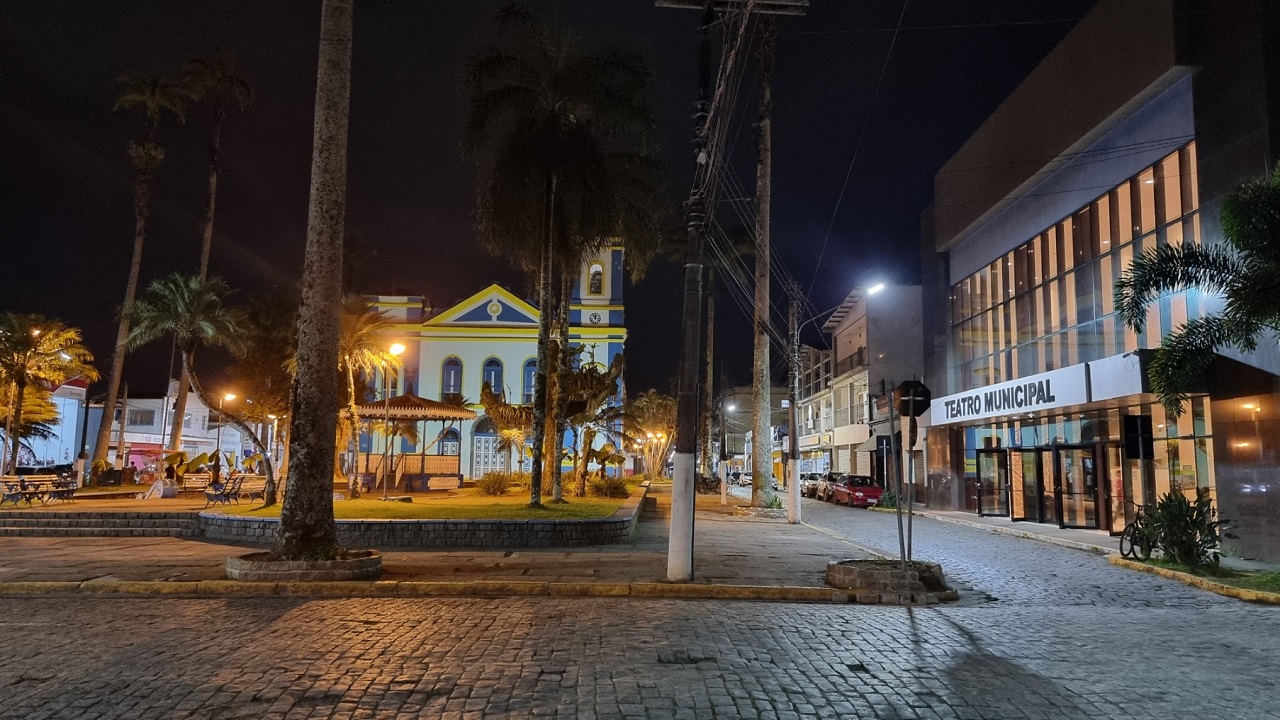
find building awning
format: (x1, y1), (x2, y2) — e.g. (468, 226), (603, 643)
(854, 434), (884, 453)
(355, 393), (478, 421)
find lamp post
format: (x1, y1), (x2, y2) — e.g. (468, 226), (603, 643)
(214, 393), (235, 481)
(267, 414), (279, 465)
(381, 342), (405, 500)
(720, 402), (737, 505)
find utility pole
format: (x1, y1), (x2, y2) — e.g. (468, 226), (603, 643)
(699, 271), (717, 480)
(786, 283), (800, 524)
(657, 0), (809, 581)
(751, 16), (775, 508)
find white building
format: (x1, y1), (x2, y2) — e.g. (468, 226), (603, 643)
(91, 379), (253, 471)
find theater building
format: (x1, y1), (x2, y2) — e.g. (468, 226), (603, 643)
(919, 0), (1280, 560)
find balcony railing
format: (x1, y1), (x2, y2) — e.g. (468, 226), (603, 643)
(833, 346), (867, 378)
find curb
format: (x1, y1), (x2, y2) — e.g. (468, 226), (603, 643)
(0, 578), (865, 603)
(1108, 556), (1280, 604)
(908, 509), (1117, 556)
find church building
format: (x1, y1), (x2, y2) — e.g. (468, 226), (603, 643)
(362, 246), (626, 480)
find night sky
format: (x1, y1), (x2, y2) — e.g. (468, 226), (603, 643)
(0, 0), (1095, 399)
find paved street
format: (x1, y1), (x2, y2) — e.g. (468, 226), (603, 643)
(4, 501), (1279, 718)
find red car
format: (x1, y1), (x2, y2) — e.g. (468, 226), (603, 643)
(830, 474), (883, 508)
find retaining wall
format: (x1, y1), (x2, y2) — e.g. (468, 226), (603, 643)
(199, 482), (649, 549)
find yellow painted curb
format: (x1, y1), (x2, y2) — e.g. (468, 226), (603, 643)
(1109, 556), (1280, 604)
(548, 582), (631, 597)
(79, 580), (201, 595)
(0, 581), (83, 594)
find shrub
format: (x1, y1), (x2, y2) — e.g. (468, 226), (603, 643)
(879, 488), (898, 509)
(476, 472), (514, 496)
(588, 474), (631, 498)
(1149, 488), (1221, 566)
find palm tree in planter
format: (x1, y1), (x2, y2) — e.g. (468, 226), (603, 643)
(91, 72), (188, 475)
(464, 1), (665, 507)
(0, 314), (98, 473)
(165, 51), (254, 455)
(123, 273), (274, 501)
(1116, 164), (1280, 416)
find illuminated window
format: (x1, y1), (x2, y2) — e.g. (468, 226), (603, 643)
(441, 357), (462, 399)
(589, 264), (604, 295)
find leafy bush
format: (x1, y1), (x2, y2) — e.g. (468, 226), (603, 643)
(879, 487), (898, 509)
(1149, 488), (1221, 566)
(476, 472), (514, 496)
(766, 494), (783, 509)
(588, 474), (631, 498)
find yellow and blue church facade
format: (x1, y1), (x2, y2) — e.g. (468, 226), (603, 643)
(362, 247), (626, 479)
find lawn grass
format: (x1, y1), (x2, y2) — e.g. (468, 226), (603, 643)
(224, 494), (627, 520)
(79, 485), (151, 495)
(1144, 558), (1280, 593)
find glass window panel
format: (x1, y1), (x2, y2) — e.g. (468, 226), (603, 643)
(1138, 168), (1157, 235)
(1001, 301), (1013, 350)
(1015, 293), (1034, 343)
(1160, 153), (1182, 222)
(1099, 252), (1115, 316)
(1045, 228), (1059, 278)
(1103, 316), (1118, 356)
(1116, 182), (1134, 245)
(1060, 273), (1076, 330)
(1046, 279), (1061, 332)
(1170, 291), (1188, 330)
(1097, 194), (1113, 250)
(1058, 221), (1074, 272)
(1074, 207), (1095, 264)
(1187, 213), (1201, 246)
(1031, 234), (1044, 285)
(1014, 245), (1030, 295)
(977, 266), (990, 315)
(1166, 219), (1184, 247)
(1185, 142), (1199, 211)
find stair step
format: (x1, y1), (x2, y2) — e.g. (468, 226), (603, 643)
(0, 511), (197, 521)
(0, 517), (200, 529)
(0, 527), (197, 538)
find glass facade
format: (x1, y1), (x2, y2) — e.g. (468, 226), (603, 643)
(950, 143), (1201, 392)
(932, 142), (1218, 532)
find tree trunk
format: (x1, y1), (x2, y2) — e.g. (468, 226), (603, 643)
(3, 379), (15, 474)
(578, 426), (595, 497)
(345, 363), (361, 498)
(699, 273), (716, 478)
(528, 173), (557, 509)
(277, 0), (352, 560)
(550, 272), (572, 503)
(168, 358), (192, 451)
(751, 20), (775, 508)
(6, 379), (27, 472)
(92, 142), (163, 475)
(183, 350), (273, 496)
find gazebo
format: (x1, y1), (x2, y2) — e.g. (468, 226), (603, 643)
(354, 393), (477, 492)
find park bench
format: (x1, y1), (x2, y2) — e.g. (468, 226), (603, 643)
(1, 475), (65, 506)
(203, 476), (243, 508)
(237, 475), (267, 503)
(180, 473), (213, 494)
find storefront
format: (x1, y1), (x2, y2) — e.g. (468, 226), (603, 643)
(923, 353), (1216, 535)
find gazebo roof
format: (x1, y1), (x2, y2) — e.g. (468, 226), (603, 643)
(355, 393), (477, 421)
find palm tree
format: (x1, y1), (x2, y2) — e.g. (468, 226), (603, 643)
(337, 296), (401, 497)
(0, 385), (60, 464)
(162, 52), (254, 455)
(480, 380), (534, 474)
(0, 314), (98, 473)
(91, 72), (187, 474)
(563, 353), (626, 496)
(628, 389), (676, 478)
(464, 2), (664, 507)
(1116, 165), (1280, 416)
(123, 273), (274, 503)
(278, 0), (354, 560)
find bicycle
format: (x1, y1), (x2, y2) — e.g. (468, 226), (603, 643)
(1119, 501), (1155, 560)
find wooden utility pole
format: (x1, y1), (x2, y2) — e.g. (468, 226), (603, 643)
(751, 17), (775, 508)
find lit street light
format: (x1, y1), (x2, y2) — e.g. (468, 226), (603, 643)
(382, 342), (405, 500)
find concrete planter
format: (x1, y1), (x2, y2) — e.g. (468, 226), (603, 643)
(825, 558), (957, 605)
(226, 550), (382, 582)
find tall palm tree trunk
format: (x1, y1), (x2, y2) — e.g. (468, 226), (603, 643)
(168, 108), (225, 454)
(550, 272), (572, 502)
(92, 143), (163, 476)
(182, 350), (273, 494)
(751, 21), (775, 508)
(345, 365), (361, 498)
(278, 0), (352, 559)
(578, 426), (595, 497)
(699, 273), (717, 478)
(6, 379), (27, 472)
(528, 173), (557, 508)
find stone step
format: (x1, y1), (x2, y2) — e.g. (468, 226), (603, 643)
(0, 517), (200, 529)
(0, 511), (198, 521)
(0, 527), (197, 538)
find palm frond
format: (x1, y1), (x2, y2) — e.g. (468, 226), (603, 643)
(1149, 314), (1262, 416)
(1115, 242), (1244, 331)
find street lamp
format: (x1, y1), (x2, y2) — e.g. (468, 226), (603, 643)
(214, 393), (235, 481)
(382, 343), (405, 499)
(267, 414), (280, 465)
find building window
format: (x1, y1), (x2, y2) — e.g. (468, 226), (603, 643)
(522, 358), (537, 405)
(442, 357), (462, 400)
(483, 358), (504, 396)
(127, 409), (155, 427)
(949, 142), (1200, 392)
(589, 264), (604, 295)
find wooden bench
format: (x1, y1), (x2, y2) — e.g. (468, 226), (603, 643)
(181, 473), (213, 494)
(237, 476), (267, 503)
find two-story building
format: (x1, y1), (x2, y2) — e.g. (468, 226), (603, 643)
(364, 247), (627, 480)
(797, 285), (924, 486)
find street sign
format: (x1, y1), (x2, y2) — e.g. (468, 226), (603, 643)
(894, 381), (931, 418)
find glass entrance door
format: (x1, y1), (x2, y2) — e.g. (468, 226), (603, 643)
(1009, 451), (1043, 522)
(976, 450), (1009, 517)
(1055, 445), (1099, 529)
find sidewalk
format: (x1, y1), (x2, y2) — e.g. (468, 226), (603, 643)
(0, 484), (876, 600)
(908, 508), (1118, 555)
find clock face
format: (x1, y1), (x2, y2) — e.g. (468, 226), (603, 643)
(588, 312), (603, 325)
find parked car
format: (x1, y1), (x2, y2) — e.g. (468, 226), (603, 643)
(816, 472), (842, 502)
(830, 474), (883, 508)
(800, 473), (820, 499)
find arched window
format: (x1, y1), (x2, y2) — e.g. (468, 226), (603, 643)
(441, 357), (462, 400)
(440, 428), (460, 456)
(483, 358), (503, 396)
(522, 358), (537, 405)
(588, 264), (604, 295)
